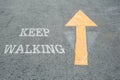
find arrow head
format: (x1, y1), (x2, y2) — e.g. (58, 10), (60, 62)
(65, 10), (97, 27)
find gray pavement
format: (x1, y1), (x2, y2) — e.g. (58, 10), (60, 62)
(0, 0), (120, 80)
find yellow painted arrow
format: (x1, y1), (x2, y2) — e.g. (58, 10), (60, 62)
(65, 10), (97, 65)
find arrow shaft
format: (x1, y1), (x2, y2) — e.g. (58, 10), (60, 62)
(75, 26), (88, 65)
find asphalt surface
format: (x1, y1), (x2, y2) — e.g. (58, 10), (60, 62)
(0, 0), (120, 80)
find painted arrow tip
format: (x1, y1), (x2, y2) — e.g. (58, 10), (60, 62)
(65, 10), (97, 27)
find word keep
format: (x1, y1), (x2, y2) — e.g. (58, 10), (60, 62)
(19, 28), (49, 37)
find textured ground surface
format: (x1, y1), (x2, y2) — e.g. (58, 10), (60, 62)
(0, 0), (120, 80)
